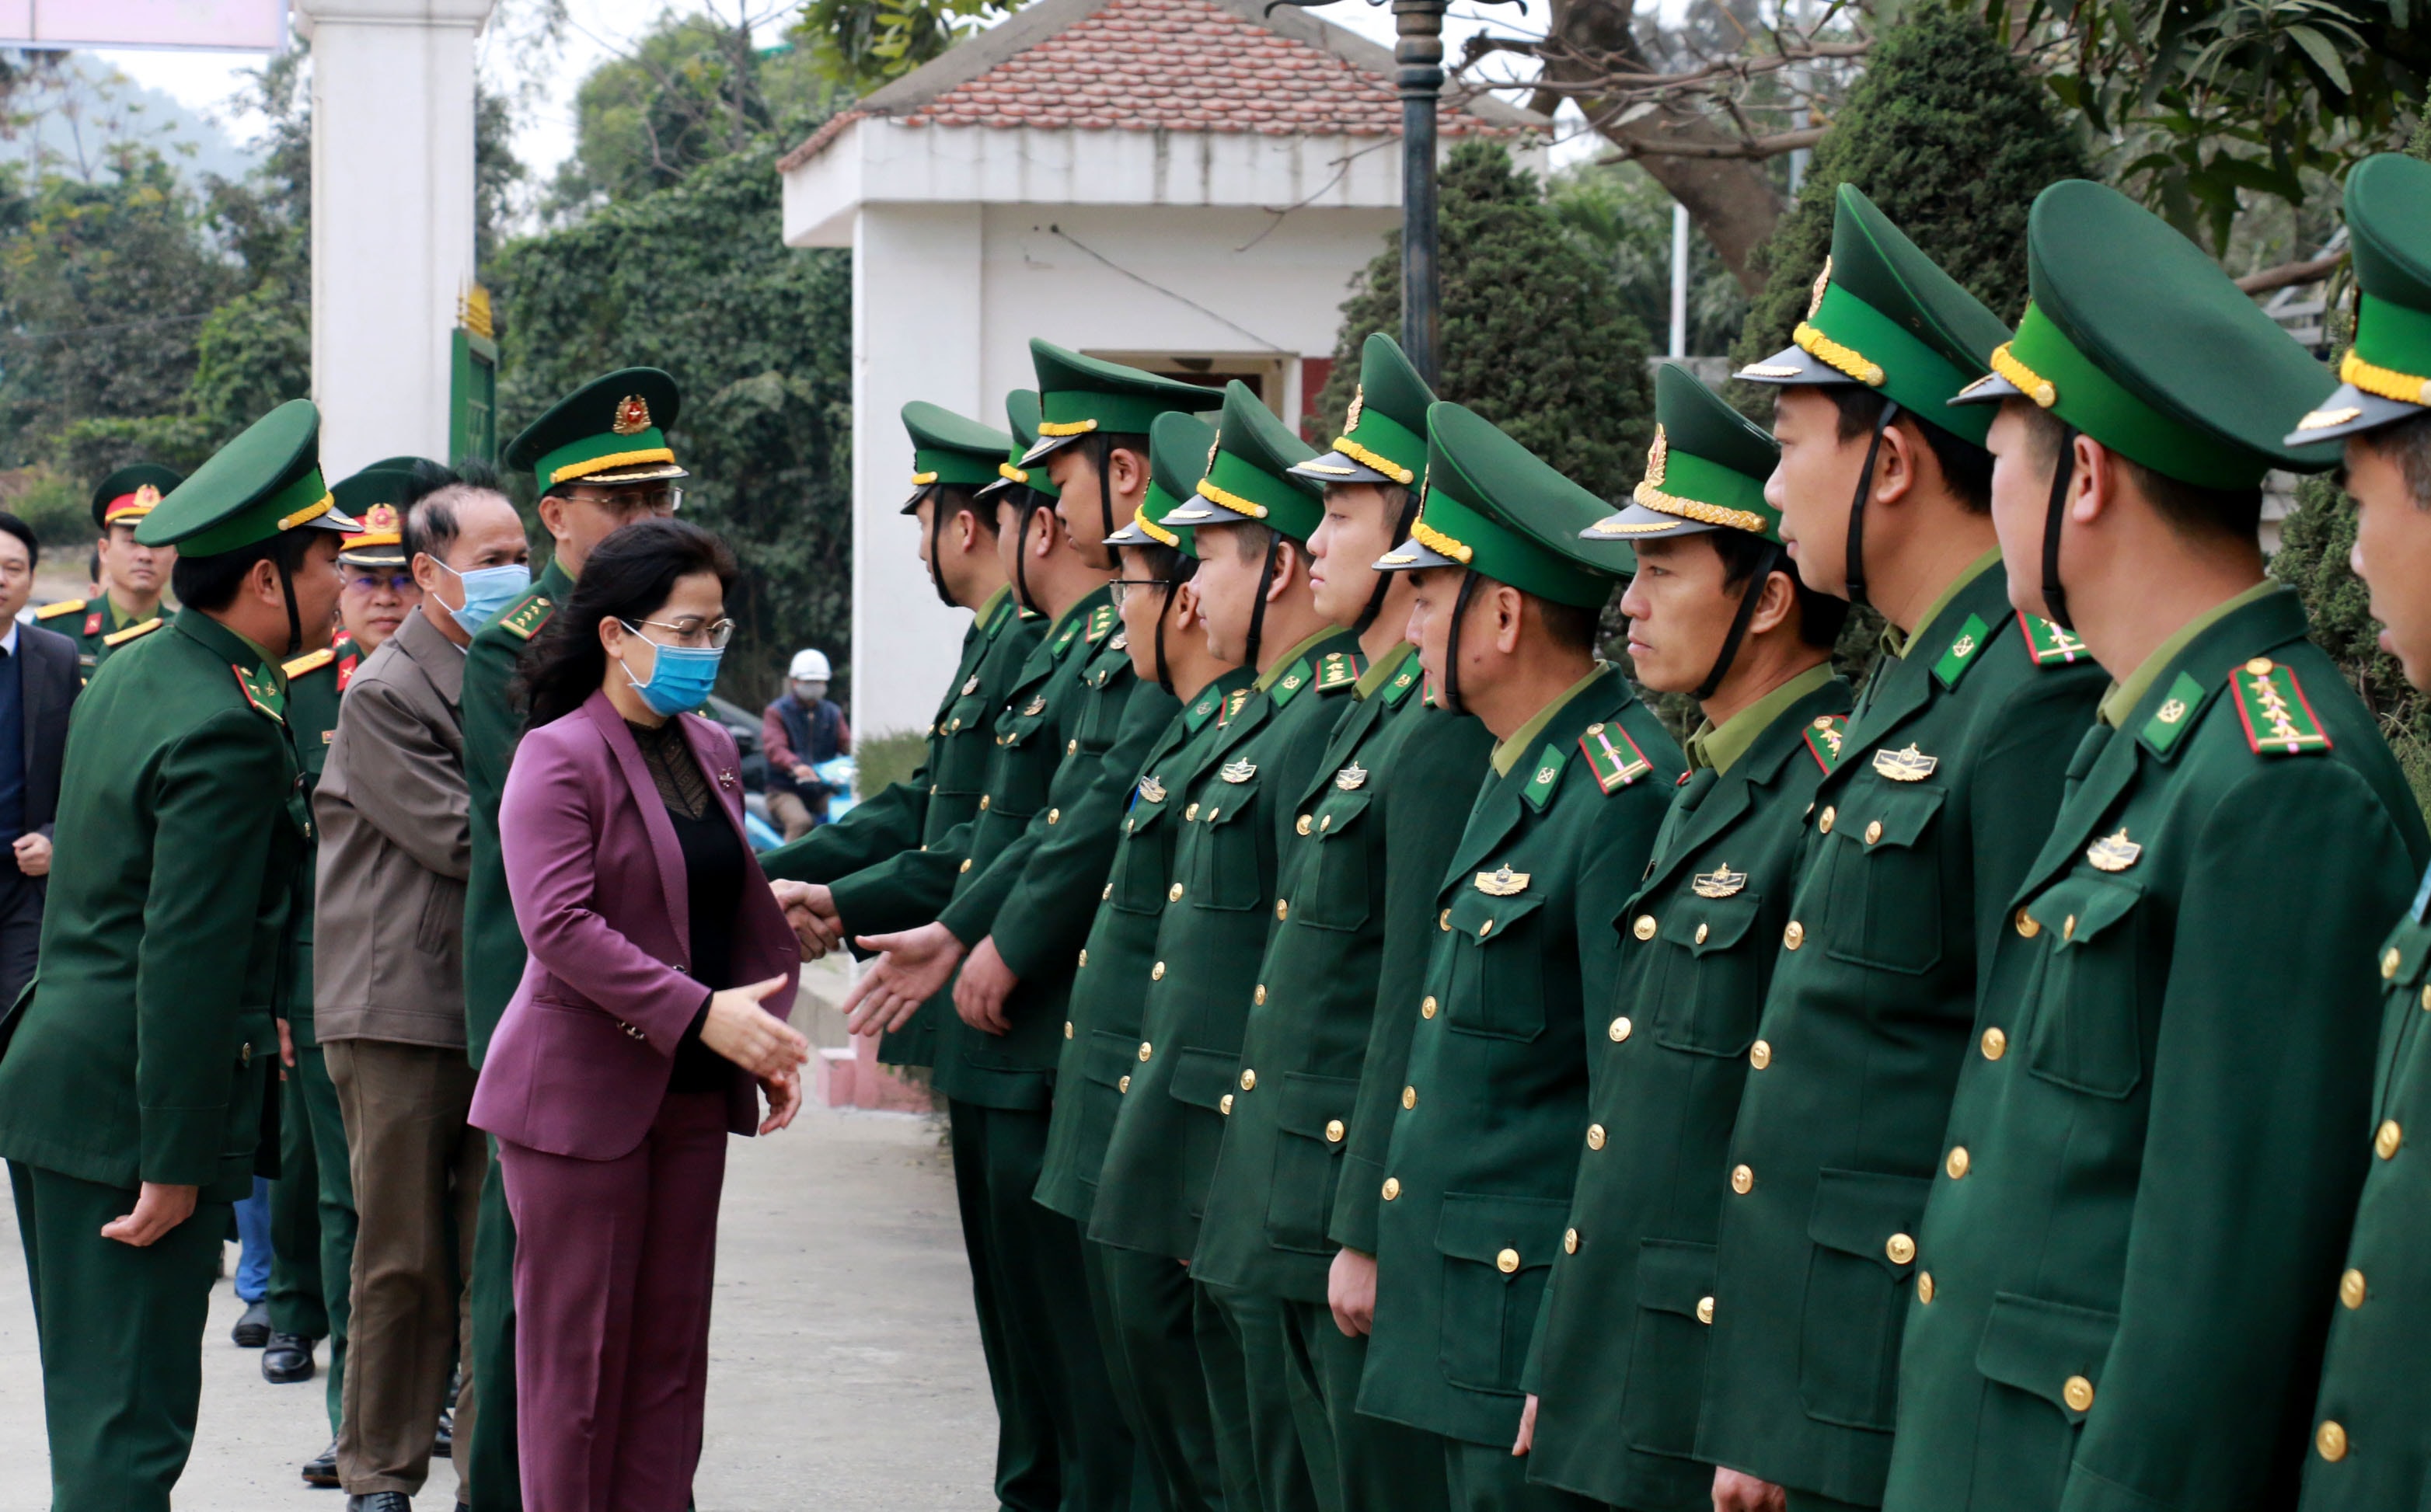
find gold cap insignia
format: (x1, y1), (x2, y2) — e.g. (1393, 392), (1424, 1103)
(612, 395), (653, 435)
(1474, 864), (1531, 897)
(1206, 431), (1222, 474)
(1220, 760), (1257, 784)
(134, 483), (162, 508)
(1334, 762), (1369, 791)
(2085, 829), (2143, 873)
(1872, 744), (1939, 782)
(1808, 256), (1833, 320)
(1644, 425), (1669, 488)
(1693, 864), (1748, 899)
(1345, 385), (1365, 432)
(1138, 775), (1167, 803)
(354, 503), (399, 535)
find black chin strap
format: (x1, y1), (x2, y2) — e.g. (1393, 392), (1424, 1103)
(1845, 399), (1901, 611)
(276, 553), (303, 657)
(1153, 581), (1178, 696)
(1353, 486), (1424, 637)
(1095, 438), (1120, 570)
(925, 488), (954, 608)
(1010, 497), (1045, 615)
(1242, 535), (1282, 671)
(1439, 570), (1483, 715)
(1693, 543), (1784, 702)
(2040, 425), (2080, 632)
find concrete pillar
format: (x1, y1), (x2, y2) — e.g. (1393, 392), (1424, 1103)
(295, 0), (497, 478)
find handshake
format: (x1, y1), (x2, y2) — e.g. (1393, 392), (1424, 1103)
(770, 879), (846, 960)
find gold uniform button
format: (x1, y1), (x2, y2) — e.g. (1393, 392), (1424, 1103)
(1325, 1119), (1345, 1143)
(1067, 739), (1077, 754)
(2063, 914), (2077, 941)
(1319, 815), (1332, 832)
(1240, 1069), (1257, 1091)
(1917, 1271), (1935, 1305)
(1064, 1021), (1075, 1040)
(1749, 1040), (1772, 1070)
(1632, 915), (1658, 941)
(959, 859), (972, 873)
(1383, 1178), (1401, 1201)
(2247, 657), (2277, 676)
(1495, 1249), (1520, 1274)
(1477, 919), (1493, 939)
(1047, 807), (1060, 824)
(1696, 1295), (1714, 1326)
(1296, 815), (1313, 835)
(1254, 984), (1268, 1005)
(1818, 806), (1836, 835)
(1422, 996), (1439, 1019)
(1886, 1232), (1917, 1265)
(1277, 900), (1290, 921)
(1104, 880), (1116, 897)
(1864, 819), (1883, 845)
(978, 795), (989, 811)
(1402, 1085), (1417, 1110)
(2063, 1376), (2094, 1413)
(2384, 946), (2404, 979)
(1982, 1026), (2007, 1061)
(1079, 949), (1090, 968)
(1586, 1124), (1606, 1150)
(2015, 908), (2041, 939)
(1220, 1094), (1233, 1115)
(1731, 1164), (1754, 1195)
(1693, 921), (1712, 945)
(1185, 803), (1200, 821)
(2377, 1120), (2403, 1159)
(1139, 1041), (1153, 1061)
(2342, 1268), (2367, 1309)
(1784, 921), (1805, 950)
(1947, 1145), (1971, 1179)
(1609, 1016), (1633, 1043)
(2318, 1420), (2349, 1461)
(1564, 1228), (1578, 1255)
(1151, 962), (1166, 981)
(1439, 909), (1452, 932)
(1205, 807), (1220, 823)
(1118, 1075), (1131, 1092)
(2421, 982), (2431, 1011)
(1169, 883), (1184, 902)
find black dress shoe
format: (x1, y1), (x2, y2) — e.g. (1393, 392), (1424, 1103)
(345, 1495), (411, 1511)
(232, 1299), (272, 1348)
(263, 1331), (316, 1383)
(301, 1441), (339, 1487)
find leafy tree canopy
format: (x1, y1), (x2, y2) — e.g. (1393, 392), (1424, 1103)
(791, 0), (1026, 97)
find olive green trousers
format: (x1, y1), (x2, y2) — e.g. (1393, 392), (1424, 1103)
(1295, 1298), (1453, 1512)
(270, 1044), (355, 1436)
(466, 1134), (520, 1510)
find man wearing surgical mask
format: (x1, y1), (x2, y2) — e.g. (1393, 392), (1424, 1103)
(310, 467), (530, 1506)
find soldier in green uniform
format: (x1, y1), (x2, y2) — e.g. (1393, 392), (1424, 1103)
(39, 463), (183, 678)
(1188, 334), (1493, 1512)
(463, 370), (684, 1512)
(0, 398), (357, 1510)
(835, 348), (1219, 1512)
(1878, 179), (2431, 1512)
(2284, 150), (2431, 1510)
(1347, 400), (1678, 1512)
(1038, 409), (1250, 1512)
(1696, 186), (2109, 1512)
(1511, 364), (1853, 1510)
(1086, 378), (1368, 1512)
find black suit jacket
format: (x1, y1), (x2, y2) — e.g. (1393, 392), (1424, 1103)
(17, 622), (78, 840)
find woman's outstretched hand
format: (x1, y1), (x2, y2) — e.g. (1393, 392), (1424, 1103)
(758, 1066), (804, 1134)
(699, 977), (810, 1078)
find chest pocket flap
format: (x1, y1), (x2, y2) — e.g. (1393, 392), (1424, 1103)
(1186, 775), (1264, 911)
(2022, 875), (2147, 1100)
(1445, 889), (1548, 1042)
(1435, 1190), (1572, 1393)
(1975, 1291), (2119, 1425)
(1649, 893), (1765, 1057)
(1293, 788), (1375, 932)
(1805, 1168), (1930, 1277)
(1822, 782), (1948, 976)
(1167, 1046), (1240, 1110)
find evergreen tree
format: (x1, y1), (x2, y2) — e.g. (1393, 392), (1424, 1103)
(1726, 7), (2091, 409)
(1316, 140), (1655, 506)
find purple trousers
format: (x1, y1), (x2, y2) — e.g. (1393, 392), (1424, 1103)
(497, 1090), (729, 1512)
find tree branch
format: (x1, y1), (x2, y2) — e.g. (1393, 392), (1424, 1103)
(2235, 249), (2348, 294)
(1595, 124), (1826, 161)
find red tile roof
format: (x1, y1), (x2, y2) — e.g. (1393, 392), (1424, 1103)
(783, 0), (1511, 169)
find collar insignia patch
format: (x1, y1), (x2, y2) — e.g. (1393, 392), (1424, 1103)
(232, 663), (285, 723)
(1872, 744), (1938, 782)
(1803, 714), (1847, 772)
(2019, 611), (2091, 667)
(1934, 613), (1992, 691)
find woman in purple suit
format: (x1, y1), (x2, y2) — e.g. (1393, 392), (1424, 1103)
(469, 518), (812, 1512)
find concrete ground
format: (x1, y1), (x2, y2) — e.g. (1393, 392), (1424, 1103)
(0, 1094), (997, 1510)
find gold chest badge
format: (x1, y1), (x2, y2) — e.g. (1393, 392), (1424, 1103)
(1220, 760), (1257, 784)
(1474, 864), (1530, 897)
(1334, 762), (1368, 791)
(1692, 864), (1748, 899)
(2085, 829), (2143, 873)
(1872, 744), (1939, 782)
(1138, 775), (1167, 804)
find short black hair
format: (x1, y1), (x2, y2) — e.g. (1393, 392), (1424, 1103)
(932, 484), (999, 535)
(1532, 591), (1606, 653)
(2357, 410), (2431, 510)
(0, 512), (39, 569)
(1710, 529), (1849, 649)
(1828, 388), (1993, 514)
(1222, 520), (1278, 564)
(172, 528), (323, 613)
(403, 456), (514, 563)
(2017, 405), (2263, 542)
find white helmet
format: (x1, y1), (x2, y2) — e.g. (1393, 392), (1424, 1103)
(789, 649), (832, 682)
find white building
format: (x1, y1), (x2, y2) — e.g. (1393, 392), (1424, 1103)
(777, 0), (1541, 737)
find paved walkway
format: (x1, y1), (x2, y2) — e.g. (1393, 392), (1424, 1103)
(0, 1099), (997, 1510)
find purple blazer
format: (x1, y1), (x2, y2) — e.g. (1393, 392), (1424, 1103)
(469, 690), (801, 1161)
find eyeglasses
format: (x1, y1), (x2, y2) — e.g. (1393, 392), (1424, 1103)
(569, 486), (683, 517)
(1106, 577), (1178, 607)
(345, 572), (417, 595)
(622, 615), (735, 650)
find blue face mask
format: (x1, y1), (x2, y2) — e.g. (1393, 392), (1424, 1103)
(438, 561), (532, 635)
(621, 630), (724, 718)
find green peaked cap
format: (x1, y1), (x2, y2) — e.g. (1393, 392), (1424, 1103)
(505, 368), (686, 488)
(137, 399), (361, 555)
(333, 457), (435, 566)
(902, 400), (1012, 502)
(1585, 363), (1782, 543)
(1953, 179), (2337, 486)
(1160, 381), (1324, 541)
(1291, 333), (1433, 488)
(1107, 411), (1217, 558)
(1737, 184), (2011, 445)
(1376, 401), (1634, 608)
(92, 462), (183, 530)
(2286, 153), (2431, 445)
(977, 390), (1062, 503)
(1020, 340), (1224, 465)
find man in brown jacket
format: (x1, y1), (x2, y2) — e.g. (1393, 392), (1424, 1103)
(315, 473), (531, 1510)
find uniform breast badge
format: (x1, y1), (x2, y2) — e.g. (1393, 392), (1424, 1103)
(1021, 696), (1048, 717)
(1693, 864), (1749, 899)
(1872, 744), (1939, 782)
(961, 675), (981, 695)
(2085, 830), (2141, 873)
(1474, 864), (1530, 897)
(1220, 761), (1257, 784)
(1138, 775), (1167, 803)
(1334, 762), (1369, 792)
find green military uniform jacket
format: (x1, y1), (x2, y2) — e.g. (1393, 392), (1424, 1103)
(1882, 587), (2429, 1512)
(277, 632), (355, 1052)
(761, 586), (1039, 1067)
(1523, 667), (1851, 1508)
(1695, 558), (2106, 1504)
(0, 610), (305, 1200)
(2303, 871), (2431, 1510)
(920, 587), (1158, 1110)
(1087, 626), (1367, 1260)
(462, 558), (571, 1067)
(1037, 666), (1257, 1225)
(1193, 642), (1493, 1301)
(1354, 665), (1678, 1448)
(36, 594), (168, 684)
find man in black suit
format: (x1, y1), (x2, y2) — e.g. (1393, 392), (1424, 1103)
(0, 511), (81, 1005)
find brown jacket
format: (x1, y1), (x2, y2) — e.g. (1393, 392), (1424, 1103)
(314, 608), (471, 1047)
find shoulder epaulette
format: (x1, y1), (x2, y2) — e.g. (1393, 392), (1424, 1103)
(1084, 602), (1117, 644)
(2018, 611), (2093, 668)
(2229, 656), (2333, 757)
(101, 616), (162, 648)
(1932, 612), (1993, 692)
(1317, 650), (1363, 693)
(1217, 688), (1253, 726)
(1578, 719), (1653, 795)
(1802, 714), (1847, 772)
(499, 594), (553, 641)
(33, 598), (84, 622)
(1269, 657), (1315, 709)
(1378, 660), (1422, 708)
(232, 663), (284, 724)
(1522, 743), (1569, 810)
(281, 646), (335, 679)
